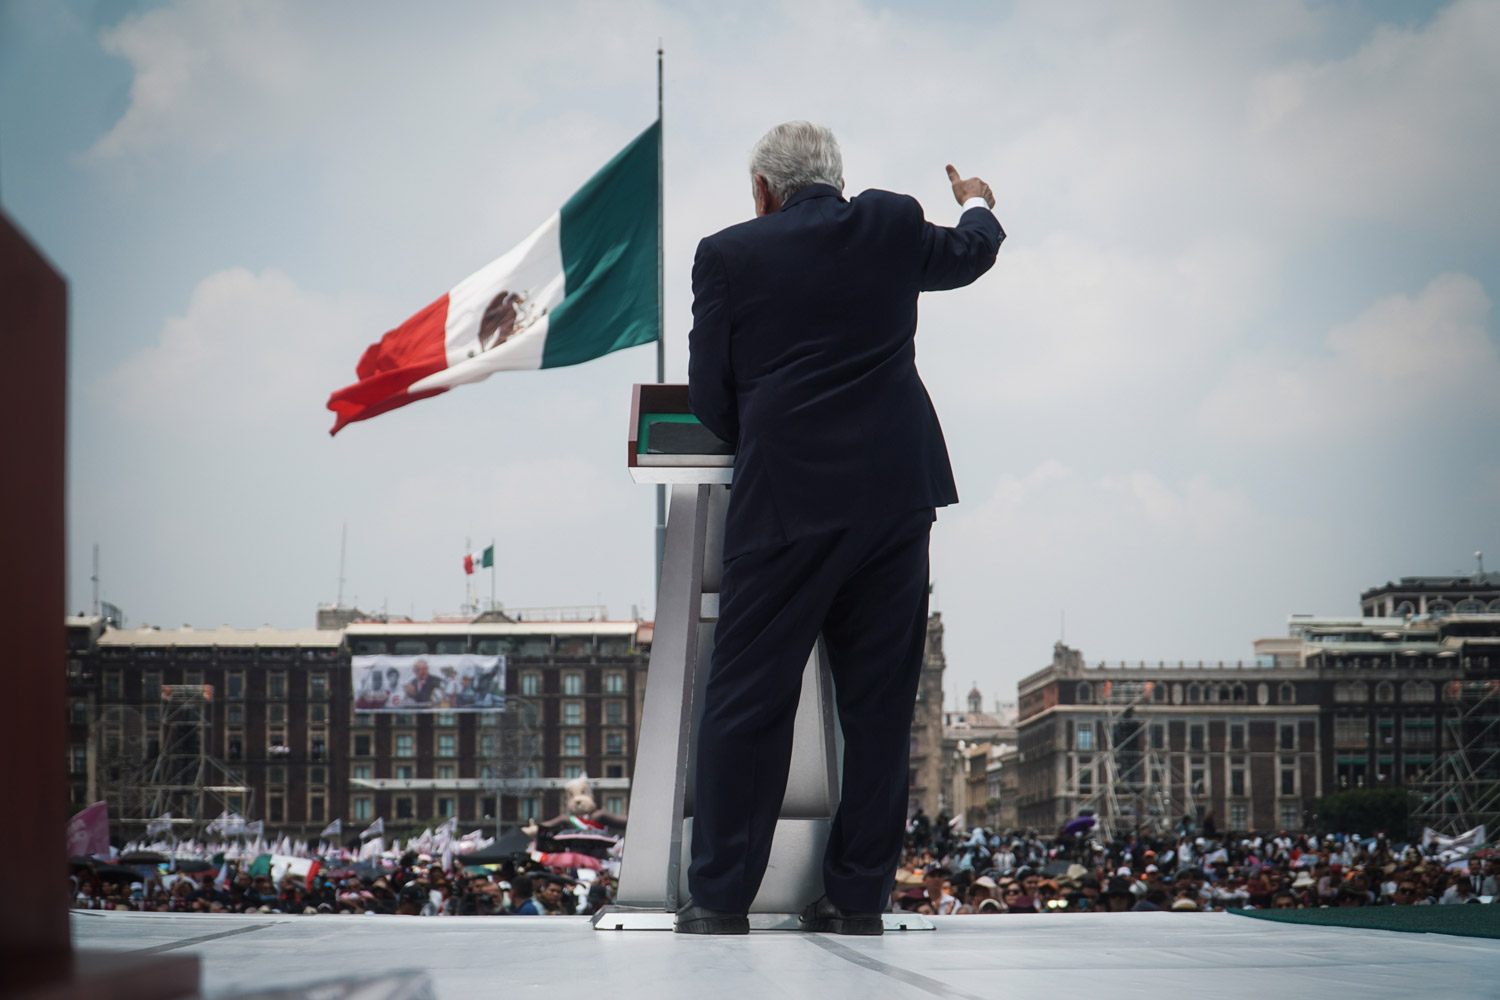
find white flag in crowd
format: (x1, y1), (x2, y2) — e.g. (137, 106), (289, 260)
(361, 817), (385, 840)
(320, 819), (342, 838)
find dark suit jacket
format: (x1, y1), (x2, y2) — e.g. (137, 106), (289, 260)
(688, 183), (1003, 558)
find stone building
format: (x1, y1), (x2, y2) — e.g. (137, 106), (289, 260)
(906, 613), (949, 818)
(64, 614), (650, 843)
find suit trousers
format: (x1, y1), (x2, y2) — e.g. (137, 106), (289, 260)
(687, 506), (934, 914)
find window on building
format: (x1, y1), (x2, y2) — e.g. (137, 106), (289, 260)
(1230, 804), (1247, 829)
(1280, 804), (1300, 829)
(70, 701), (88, 726)
(353, 713), (373, 727)
(438, 764), (455, 780)
(183, 670), (202, 687)
(522, 798), (539, 820)
(604, 673), (625, 694)
(1229, 725), (1244, 750)
(438, 797), (455, 818)
(1279, 724), (1295, 750)
(1231, 766), (1245, 797)
(353, 797), (373, 821)
(309, 673), (327, 699)
(563, 674), (583, 696)
(564, 764), (583, 779)
(1189, 725), (1204, 752)
(310, 795), (325, 823)
(1232, 684), (1247, 704)
(522, 674), (540, 696)
(104, 672), (121, 700)
(354, 734), (372, 757)
(310, 731), (327, 760)
(227, 730), (243, 760)
(1403, 720), (1434, 747)
(436, 640), (466, 654)
(479, 733), (497, 758)
(310, 767), (326, 784)
(1150, 724), (1165, 750)
(1190, 760), (1206, 794)
(394, 641), (426, 655)
(437, 713), (457, 727)
(1078, 765), (1093, 793)
(1076, 682), (1092, 703)
(521, 763), (539, 779)
(395, 734), (415, 757)
(396, 796), (414, 819)
(606, 763), (624, 779)
(353, 764), (372, 781)
(269, 795), (284, 823)
(1186, 683), (1202, 704)
(522, 704), (541, 728)
(437, 733), (456, 757)
(606, 732), (624, 756)
(226, 704), (243, 724)
(269, 766), (285, 785)
(1349, 681), (1368, 702)
(564, 702), (583, 726)
(68, 745), (88, 774)
(394, 713), (415, 726)
(1375, 681), (1395, 704)
(142, 672), (161, 702)
(1278, 683), (1295, 705)
(268, 727), (286, 750)
(481, 797), (497, 819)
(268, 673), (286, 699)
(311, 704), (326, 724)
(1076, 727), (1094, 751)
(396, 764), (414, 780)
(564, 733), (583, 756)
(606, 701), (624, 725)
(269, 704), (285, 724)
(605, 795), (625, 814)
(1280, 765), (1296, 796)
(1334, 717), (1367, 748)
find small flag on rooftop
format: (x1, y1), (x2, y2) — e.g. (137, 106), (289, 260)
(465, 544), (494, 576)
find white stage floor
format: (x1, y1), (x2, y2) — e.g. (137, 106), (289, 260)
(71, 909), (1500, 1000)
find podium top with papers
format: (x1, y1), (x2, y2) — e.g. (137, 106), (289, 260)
(628, 383), (733, 484)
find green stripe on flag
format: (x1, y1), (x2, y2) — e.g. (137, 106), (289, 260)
(480, 545), (494, 569)
(546, 120), (661, 369)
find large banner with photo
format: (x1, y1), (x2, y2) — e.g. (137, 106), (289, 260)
(352, 654), (505, 713)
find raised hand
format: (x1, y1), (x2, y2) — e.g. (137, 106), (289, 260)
(946, 164), (994, 209)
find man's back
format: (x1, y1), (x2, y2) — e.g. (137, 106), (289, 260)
(688, 183), (1000, 557)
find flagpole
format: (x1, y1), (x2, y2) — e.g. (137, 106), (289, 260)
(654, 42), (666, 602)
(490, 537), (496, 612)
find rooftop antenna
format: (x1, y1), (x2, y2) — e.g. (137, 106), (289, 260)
(91, 543), (100, 616)
(1477, 551), (1485, 577)
(337, 521), (347, 608)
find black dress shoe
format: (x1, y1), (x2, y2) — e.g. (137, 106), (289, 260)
(675, 900), (750, 934)
(799, 895), (883, 935)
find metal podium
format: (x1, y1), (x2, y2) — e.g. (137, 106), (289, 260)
(592, 384), (931, 932)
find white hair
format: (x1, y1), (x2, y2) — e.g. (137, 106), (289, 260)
(749, 121), (843, 203)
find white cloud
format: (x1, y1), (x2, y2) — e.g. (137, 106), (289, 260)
(1201, 272), (1500, 441)
(101, 267), (382, 435)
(1247, 0), (1500, 230)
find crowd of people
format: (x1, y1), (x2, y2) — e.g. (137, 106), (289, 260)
(891, 808), (1500, 915)
(70, 811), (1498, 918)
(71, 850), (614, 916)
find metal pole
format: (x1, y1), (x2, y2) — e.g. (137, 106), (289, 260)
(490, 537), (496, 612)
(654, 43), (667, 602)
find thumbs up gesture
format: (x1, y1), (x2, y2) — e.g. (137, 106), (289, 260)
(946, 165), (994, 209)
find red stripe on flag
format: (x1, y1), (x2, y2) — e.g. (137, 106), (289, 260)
(464, 554), (475, 575)
(326, 294), (452, 435)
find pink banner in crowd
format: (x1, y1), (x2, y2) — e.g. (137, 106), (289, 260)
(67, 801), (109, 857)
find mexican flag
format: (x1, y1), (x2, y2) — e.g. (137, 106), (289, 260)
(327, 120), (661, 435)
(465, 544), (493, 576)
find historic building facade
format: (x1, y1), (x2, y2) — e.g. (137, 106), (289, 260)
(1012, 570), (1500, 837)
(64, 615), (650, 842)
(906, 613), (949, 819)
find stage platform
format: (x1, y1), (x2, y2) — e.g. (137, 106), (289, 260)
(71, 909), (1500, 1000)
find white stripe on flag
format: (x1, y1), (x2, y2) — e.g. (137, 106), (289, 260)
(410, 211), (565, 394)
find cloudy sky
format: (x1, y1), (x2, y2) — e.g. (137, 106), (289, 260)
(4, 0), (1497, 707)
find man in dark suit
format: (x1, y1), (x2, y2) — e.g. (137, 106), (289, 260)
(677, 121), (1003, 934)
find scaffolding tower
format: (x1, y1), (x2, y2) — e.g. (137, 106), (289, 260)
(1408, 678), (1500, 836)
(142, 684), (251, 825)
(1056, 680), (1200, 843)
